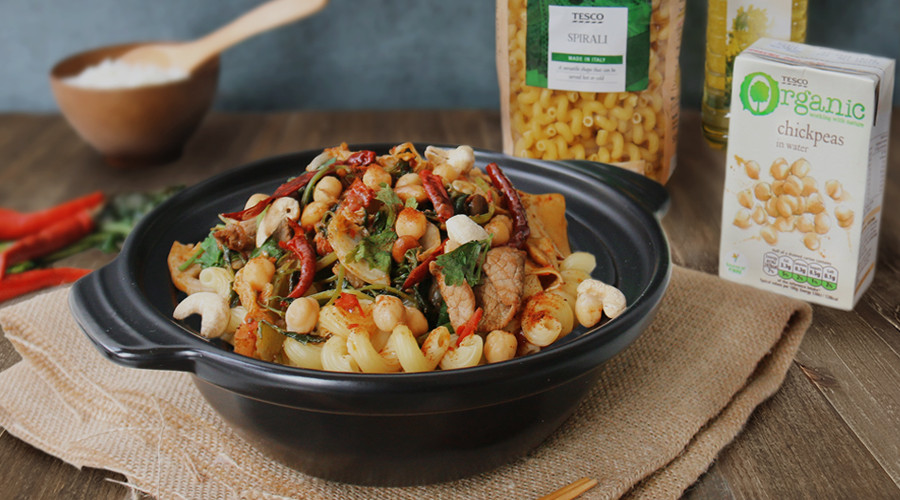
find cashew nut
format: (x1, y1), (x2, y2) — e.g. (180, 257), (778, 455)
(446, 214), (489, 247)
(425, 145), (475, 177)
(256, 197), (300, 247)
(173, 292), (231, 338)
(575, 279), (627, 327)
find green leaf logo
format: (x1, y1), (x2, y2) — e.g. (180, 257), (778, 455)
(739, 72), (779, 116)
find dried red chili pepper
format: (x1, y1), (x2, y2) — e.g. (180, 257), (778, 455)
(0, 191), (104, 241)
(485, 162), (530, 249)
(401, 242), (445, 290)
(455, 307), (483, 346)
(0, 267), (91, 303)
(222, 170), (320, 221)
(0, 209), (95, 280)
(420, 170), (454, 222)
(344, 150), (376, 167)
(278, 219), (316, 298)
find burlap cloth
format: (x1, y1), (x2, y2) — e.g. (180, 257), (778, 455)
(0, 265), (812, 499)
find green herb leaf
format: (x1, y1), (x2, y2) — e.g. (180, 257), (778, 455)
(374, 184), (403, 232)
(195, 232), (226, 269)
(259, 319), (326, 344)
(251, 235), (285, 260)
(348, 230), (397, 273)
(435, 238), (492, 287)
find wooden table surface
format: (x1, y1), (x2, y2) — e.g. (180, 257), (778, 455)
(0, 108), (898, 499)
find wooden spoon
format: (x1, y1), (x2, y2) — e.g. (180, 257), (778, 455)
(118, 0), (329, 73)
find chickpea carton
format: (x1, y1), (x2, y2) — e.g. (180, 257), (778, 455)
(718, 39), (895, 310)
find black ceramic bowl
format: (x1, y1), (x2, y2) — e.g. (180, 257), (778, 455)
(69, 145), (671, 486)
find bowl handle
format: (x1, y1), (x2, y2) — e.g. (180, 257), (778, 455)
(554, 160), (670, 218)
(68, 261), (201, 371)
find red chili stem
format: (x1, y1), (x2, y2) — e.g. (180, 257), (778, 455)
(222, 170), (319, 221)
(455, 307), (483, 346)
(0, 191), (104, 241)
(401, 242), (445, 290)
(279, 219), (316, 299)
(485, 163), (530, 249)
(0, 210), (95, 280)
(0, 267), (91, 303)
(420, 170), (454, 222)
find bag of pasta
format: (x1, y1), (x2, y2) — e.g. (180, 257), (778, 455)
(496, 0), (685, 183)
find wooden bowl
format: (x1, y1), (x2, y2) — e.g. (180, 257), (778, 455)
(50, 42), (219, 168)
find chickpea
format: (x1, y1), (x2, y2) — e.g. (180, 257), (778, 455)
(395, 185), (428, 204)
(242, 257), (275, 291)
(733, 209), (752, 229)
(791, 158), (811, 178)
(363, 165), (392, 191)
(752, 205), (767, 225)
(285, 297), (319, 334)
(395, 207), (427, 239)
(391, 235), (420, 263)
(783, 175), (804, 197)
(803, 233), (821, 251)
(771, 180), (785, 196)
(744, 159), (760, 179)
(806, 193), (826, 214)
(794, 196), (807, 215)
(765, 198), (779, 218)
(796, 214), (815, 233)
(737, 189), (754, 209)
(484, 330), (518, 364)
(770, 158), (790, 180)
(754, 182), (773, 202)
(434, 163), (460, 183)
(825, 179), (843, 200)
(801, 176), (818, 196)
(814, 212), (831, 234)
(395, 172), (421, 188)
(760, 225), (778, 245)
(313, 176), (343, 203)
(485, 215), (513, 246)
(776, 195), (796, 218)
(373, 295), (405, 332)
(404, 306), (429, 336)
(773, 216), (795, 233)
(834, 206), (854, 228)
(301, 201), (330, 229)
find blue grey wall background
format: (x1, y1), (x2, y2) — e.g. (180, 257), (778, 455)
(1, 0), (898, 112)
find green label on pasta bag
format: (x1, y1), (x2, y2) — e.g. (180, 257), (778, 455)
(526, 0), (651, 92)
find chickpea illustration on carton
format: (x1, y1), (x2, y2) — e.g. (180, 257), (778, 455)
(718, 39), (895, 310)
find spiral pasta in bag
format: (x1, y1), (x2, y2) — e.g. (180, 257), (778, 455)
(496, 0), (685, 183)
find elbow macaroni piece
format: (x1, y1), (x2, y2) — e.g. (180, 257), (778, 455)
(198, 267), (233, 300)
(283, 338), (324, 370)
(499, 0), (683, 182)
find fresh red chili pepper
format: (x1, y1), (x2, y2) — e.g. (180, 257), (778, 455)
(0, 267), (91, 303)
(420, 170), (454, 222)
(401, 242), (445, 290)
(334, 292), (362, 314)
(0, 209), (95, 280)
(455, 307), (483, 346)
(0, 191), (104, 241)
(485, 162), (530, 249)
(278, 219), (316, 299)
(344, 150), (376, 167)
(222, 170), (319, 221)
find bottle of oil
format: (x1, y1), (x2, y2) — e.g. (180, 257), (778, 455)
(701, 0), (808, 148)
